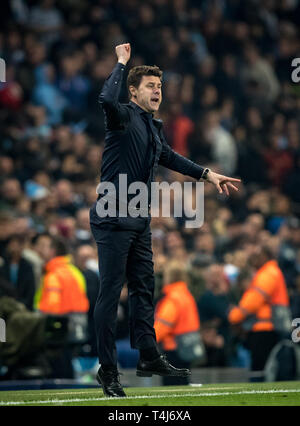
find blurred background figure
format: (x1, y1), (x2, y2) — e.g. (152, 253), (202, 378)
(228, 246), (291, 382)
(197, 264), (234, 367)
(0, 234), (35, 310)
(74, 244), (99, 358)
(0, 276), (50, 380)
(154, 261), (203, 386)
(35, 235), (88, 313)
(35, 235), (89, 378)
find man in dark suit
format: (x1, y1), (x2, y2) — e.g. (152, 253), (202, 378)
(90, 43), (241, 397)
(0, 235), (35, 311)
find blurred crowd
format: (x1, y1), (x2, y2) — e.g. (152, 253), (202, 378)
(0, 0), (300, 379)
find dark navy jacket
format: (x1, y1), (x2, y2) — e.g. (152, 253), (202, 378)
(98, 62), (205, 198)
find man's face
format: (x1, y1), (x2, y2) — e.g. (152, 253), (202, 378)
(34, 236), (54, 263)
(130, 75), (162, 113)
(248, 246), (266, 270)
(75, 245), (95, 270)
(7, 238), (23, 259)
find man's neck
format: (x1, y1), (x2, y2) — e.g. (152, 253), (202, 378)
(130, 99), (153, 114)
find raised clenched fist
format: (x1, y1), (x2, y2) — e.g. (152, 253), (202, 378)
(115, 43), (131, 66)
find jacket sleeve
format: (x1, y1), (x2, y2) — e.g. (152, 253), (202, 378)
(154, 298), (178, 342)
(99, 62), (130, 128)
(159, 132), (205, 180)
(228, 267), (279, 324)
(228, 286), (269, 324)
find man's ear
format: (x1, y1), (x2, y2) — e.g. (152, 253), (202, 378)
(129, 85), (137, 99)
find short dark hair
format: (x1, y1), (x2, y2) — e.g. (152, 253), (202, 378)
(127, 65), (163, 99)
(31, 232), (51, 246)
(51, 238), (68, 256)
(32, 233), (68, 256)
(260, 245), (274, 261)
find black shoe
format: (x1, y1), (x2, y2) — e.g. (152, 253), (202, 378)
(136, 355), (191, 378)
(96, 367), (126, 397)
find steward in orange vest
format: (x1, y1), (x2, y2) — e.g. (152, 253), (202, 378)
(228, 246), (291, 380)
(154, 261), (201, 385)
(155, 281), (200, 351)
(37, 255), (89, 315)
(34, 236), (90, 378)
(228, 260), (290, 334)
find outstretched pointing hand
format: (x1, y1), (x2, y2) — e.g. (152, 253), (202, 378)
(116, 43), (131, 66)
(206, 170), (241, 196)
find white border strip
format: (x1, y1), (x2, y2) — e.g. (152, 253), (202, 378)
(1, 388), (300, 406)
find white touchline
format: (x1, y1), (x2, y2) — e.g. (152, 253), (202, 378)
(0, 386), (246, 399)
(1, 389), (300, 406)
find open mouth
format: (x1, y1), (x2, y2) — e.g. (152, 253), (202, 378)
(151, 98), (159, 104)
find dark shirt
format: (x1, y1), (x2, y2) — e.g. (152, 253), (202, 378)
(98, 62), (205, 200)
(198, 290), (230, 327)
(0, 257), (36, 311)
(197, 290), (233, 365)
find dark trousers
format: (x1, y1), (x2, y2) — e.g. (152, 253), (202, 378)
(246, 331), (278, 381)
(90, 211), (157, 367)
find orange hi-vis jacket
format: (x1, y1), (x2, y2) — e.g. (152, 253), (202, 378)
(228, 260), (289, 332)
(37, 256), (89, 315)
(154, 281), (200, 351)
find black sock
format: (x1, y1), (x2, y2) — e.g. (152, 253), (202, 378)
(140, 346), (160, 362)
(101, 364), (118, 372)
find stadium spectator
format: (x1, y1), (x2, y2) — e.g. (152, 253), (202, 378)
(154, 261), (201, 385)
(0, 178), (23, 211)
(198, 264), (233, 366)
(35, 235), (89, 378)
(0, 276), (50, 380)
(75, 208), (94, 246)
(278, 217), (300, 289)
(35, 235), (89, 315)
(228, 246), (291, 381)
(28, 0), (64, 46)
(0, 234), (35, 310)
(31, 63), (68, 125)
(241, 43), (280, 106)
(74, 244), (99, 357)
(54, 179), (83, 217)
(202, 110), (238, 175)
(23, 233), (46, 290)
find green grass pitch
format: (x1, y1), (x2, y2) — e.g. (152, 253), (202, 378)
(0, 381), (299, 406)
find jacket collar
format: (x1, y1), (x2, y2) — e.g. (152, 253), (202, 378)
(129, 100), (148, 115)
(163, 281), (188, 294)
(45, 256), (70, 272)
(129, 101), (163, 129)
(258, 259), (278, 273)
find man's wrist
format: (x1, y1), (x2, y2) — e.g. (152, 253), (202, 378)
(201, 168), (211, 181)
(118, 59), (127, 66)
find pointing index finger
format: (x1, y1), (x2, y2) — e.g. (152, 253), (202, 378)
(226, 177), (242, 182)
